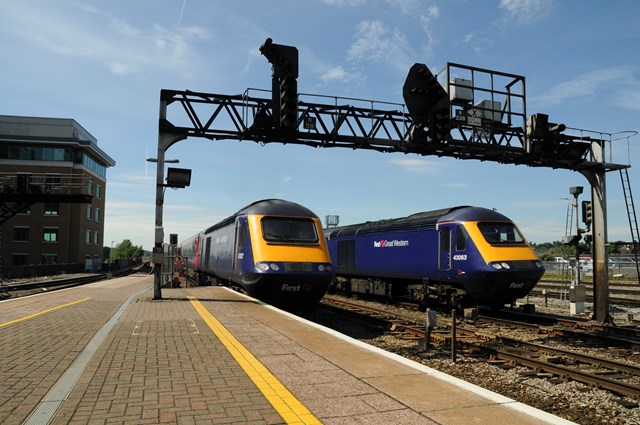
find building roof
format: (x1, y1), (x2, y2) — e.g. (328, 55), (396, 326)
(0, 115), (116, 167)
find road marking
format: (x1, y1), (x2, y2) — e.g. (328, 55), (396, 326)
(188, 296), (321, 425)
(0, 297), (92, 328)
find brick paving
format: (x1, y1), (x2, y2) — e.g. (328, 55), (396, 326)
(51, 288), (283, 424)
(0, 278), (150, 425)
(1, 276), (571, 425)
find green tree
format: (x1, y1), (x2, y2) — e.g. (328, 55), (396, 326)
(111, 239), (144, 261)
(103, 246), (111, 261)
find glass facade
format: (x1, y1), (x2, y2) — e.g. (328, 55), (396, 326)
(0, 144), (107, 178)
(0, 145), (71, 161)
(83, 153), (106, 178)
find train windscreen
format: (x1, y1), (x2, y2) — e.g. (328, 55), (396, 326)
(261, 217), (319, 244)
(477, 222), (526, 245)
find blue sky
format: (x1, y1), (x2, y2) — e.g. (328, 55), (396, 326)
(1, 0), (639, 249)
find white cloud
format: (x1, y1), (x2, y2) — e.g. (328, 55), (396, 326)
(0, 2), (209, 77)
(530, 66), (635, 107)
(613, 88), (640, 111)
(321, 0), (366, 6)
(347, 20), (413, 73)
(444, 182), (471, 188)
(320, 66), (349, 82)
(387, 158), (443, 174)
(499, 0), (553, 25)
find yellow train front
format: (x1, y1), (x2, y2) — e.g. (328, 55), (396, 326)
(181, 199), (333, 310)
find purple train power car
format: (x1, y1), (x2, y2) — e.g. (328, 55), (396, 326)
(180, 199), (334, 310)
(324, 206), (544, 309)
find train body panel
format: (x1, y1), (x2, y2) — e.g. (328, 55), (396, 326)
(180, 199), (333, 310)
(325, 206), (544, 309)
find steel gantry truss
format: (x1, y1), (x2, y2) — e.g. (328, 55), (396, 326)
(151, 41), (632, 324)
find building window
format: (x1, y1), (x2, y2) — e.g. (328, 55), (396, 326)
(86, 229), (91, 244)
(96, 185), (101, 199)
(0, 145), (70, 162)
(87, 205), (92, 220)
(44, 202), (59, 215)
(12, 254), (28, 266)
(14, 227), (29, 242)
(83, 153), (106, 178)
(95, 208), (100, 222)
(45, 175), (61, 191)
(88, 180), (93, 196)
(94, 231), (99, 245)
(43, 228), (58, 243)
(41, 254), (57, 264)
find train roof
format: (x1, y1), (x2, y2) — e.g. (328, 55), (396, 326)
(325, 206), (513, 237)
(204, 199), (318, 234)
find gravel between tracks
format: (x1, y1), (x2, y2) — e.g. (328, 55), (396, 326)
(309, 295), (640, 425)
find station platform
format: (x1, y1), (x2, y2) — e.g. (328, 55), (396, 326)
(0, 274), (575, 425)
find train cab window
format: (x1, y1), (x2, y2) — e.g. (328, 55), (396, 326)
(456, 226), (469, 250)
(477, 222), (525, 245)
(262, 217), (319, 244)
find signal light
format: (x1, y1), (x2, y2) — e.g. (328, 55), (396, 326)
(279, 77), (298, 129)
(259, 38), (299, 130)
(582, 200), (593, 226)
(402, 63), (450, 142)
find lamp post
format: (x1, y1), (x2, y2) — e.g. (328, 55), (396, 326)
(147, 157), (181, 300)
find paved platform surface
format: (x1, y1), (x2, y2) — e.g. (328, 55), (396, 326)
(0, 274), (575, 424)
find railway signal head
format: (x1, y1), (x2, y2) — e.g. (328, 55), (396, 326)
(259, 38), (298, 79)
(403, 63), (451, 142)
(582, 200), (593, 226)
(259, 38), (299, 130)
(279, 77), (298, 130)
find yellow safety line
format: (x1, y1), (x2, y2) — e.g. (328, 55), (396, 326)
(188, 296), (322, 425)
(0, 297), (92, 328)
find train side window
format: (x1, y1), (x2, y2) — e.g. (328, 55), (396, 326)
(456, 226), (469, 251)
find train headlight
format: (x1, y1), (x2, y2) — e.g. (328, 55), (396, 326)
(491, 262), (511, 270)
(318, 264), (333, 272)
(256, 262), (280, 272)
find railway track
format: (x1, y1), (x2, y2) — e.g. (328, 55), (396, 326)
(320, 295), (640, 400)
(533, 280), (640, 306)
(0, 264), (150, 299)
